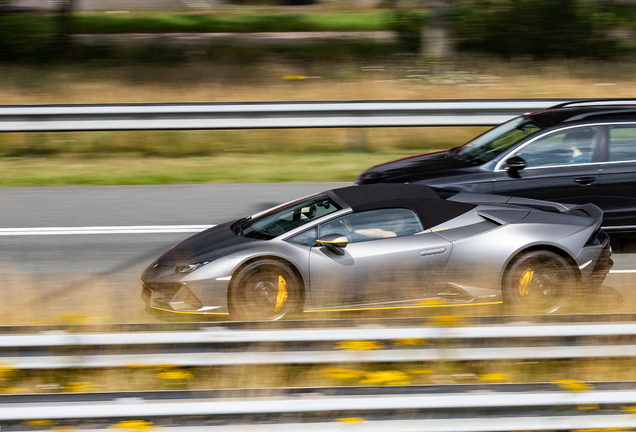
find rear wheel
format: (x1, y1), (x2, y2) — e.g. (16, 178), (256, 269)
(504, 250), (575, 314)
(229, 260), (302, 321)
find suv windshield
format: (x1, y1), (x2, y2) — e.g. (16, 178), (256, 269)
(238, 194), (341, 240)
(456, 117), (541, 164)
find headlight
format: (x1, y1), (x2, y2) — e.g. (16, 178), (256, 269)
(176, 260), (212, 273)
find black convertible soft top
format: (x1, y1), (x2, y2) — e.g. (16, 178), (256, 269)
(330, 184), (476, 230)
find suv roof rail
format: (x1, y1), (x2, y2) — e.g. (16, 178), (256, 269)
(551, 98), (636, 109)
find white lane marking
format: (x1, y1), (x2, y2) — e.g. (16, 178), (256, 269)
(609, 269), (636, 274)
(0, 225), (214, 236)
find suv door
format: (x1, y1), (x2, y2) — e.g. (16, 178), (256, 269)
(493, 126), (603, 206)
(597, 123), (636, 230)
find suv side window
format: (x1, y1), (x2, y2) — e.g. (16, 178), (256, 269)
(319, 208), (423, 244)
(514, 126), (597, 168)
(609, 125), (636, 162)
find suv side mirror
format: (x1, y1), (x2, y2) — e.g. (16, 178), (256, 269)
(316, 234), (349, 255)
(505, 156), (527, 171)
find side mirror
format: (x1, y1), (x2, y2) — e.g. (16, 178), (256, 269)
(316, 234), (349, 256)
(504, 155), (527, 171)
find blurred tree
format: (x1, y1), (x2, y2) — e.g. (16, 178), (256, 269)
(389, 0), (454, 64)
(55, 0), (76, 55)
(57, 0), (76, 38)
(453, 0), (613, 58)
(421, 0), (453, 60)
(0, 0), (14, 61)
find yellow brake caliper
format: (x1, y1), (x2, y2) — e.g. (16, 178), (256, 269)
(275, 275), (288, 311)
(519, 269), (534, 296)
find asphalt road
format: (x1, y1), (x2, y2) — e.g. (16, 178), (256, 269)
(0, 183), (348, 323)
(0, 182), (348, 271)
(0, 182), (633, 323)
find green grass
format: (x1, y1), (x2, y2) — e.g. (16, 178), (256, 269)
(0, 153), (421, 186)
(2, 11), (392, 35)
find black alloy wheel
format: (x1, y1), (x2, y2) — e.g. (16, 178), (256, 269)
(504, 250), (575, 314)
(230, 259), (301, 321)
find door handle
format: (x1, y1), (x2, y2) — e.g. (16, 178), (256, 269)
(421, 247), (447, 256)
(574, 176), (596, 185)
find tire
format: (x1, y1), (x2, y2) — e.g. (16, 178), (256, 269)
(503, 250), (575, 314)
(229, 259), (302, 321)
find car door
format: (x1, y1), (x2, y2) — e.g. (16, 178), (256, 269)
(308, 208), (452, 308)
(493, 125), (604, 206)
(596, 123), (636, 229)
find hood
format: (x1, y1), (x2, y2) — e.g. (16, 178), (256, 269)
(149, 221), (259, 268)
(357, 150), (480, 184)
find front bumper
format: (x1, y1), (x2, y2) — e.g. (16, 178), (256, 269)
(141, 280), (230, 316)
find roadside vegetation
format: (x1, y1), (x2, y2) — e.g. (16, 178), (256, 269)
(2, 57), (636, 186)
(0, 2), (634, 403)
(0, 358), (634, 394)
(2, 0), (636, 186)
(0, 10), (392, 34)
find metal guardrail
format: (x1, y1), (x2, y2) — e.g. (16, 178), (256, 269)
(3, 322), (636, 369)
(3, 389), (636, 420)
(7, 322), (636, 347)
(3, 383), (636, 430)
(0, 312), (634, 334)
(0, 99), (571, 132)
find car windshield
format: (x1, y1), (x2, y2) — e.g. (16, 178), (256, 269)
(238, 194), (341, 240)
(456, 117), (542, 164)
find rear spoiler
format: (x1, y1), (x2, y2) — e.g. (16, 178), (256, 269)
(447, 192), (603, 222)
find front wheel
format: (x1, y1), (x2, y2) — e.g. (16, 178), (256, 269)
(229, 260), (302, 321)
(503, 250), (575, 314)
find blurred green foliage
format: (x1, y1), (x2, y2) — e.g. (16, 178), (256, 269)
(2, 3), (636, 62)
(0, 11), (390, 34)
(453, 0), (619, 58)
(389, 9), (425, 53)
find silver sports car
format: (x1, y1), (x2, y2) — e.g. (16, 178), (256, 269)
(141, 184), (612, 320)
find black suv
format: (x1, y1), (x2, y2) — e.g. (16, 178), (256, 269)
(357, 100), (636, 237)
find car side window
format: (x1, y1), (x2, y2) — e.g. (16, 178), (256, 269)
(288, 227), (318, 247)
(319, 208), (423, 244)
(513, 126), (597, 168)
(609, 125), (636, 162)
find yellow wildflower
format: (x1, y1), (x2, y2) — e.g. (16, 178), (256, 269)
(321, 368), (366, 380)
(109, 420), (156, 431)
(552, 379), (594, 392)
(408, 369), (434, 374)
(336, 418), (366, 425)
(622, 406), (636, 416)
(335, 341), (384, 351)
(393, 338), (431, 346)
(59, 313), (89, 325)
(360, 371), (411, 386)
(26, 420), (55, 427)
(0, 362), (17, 379)
(156, 370), (194, 381)
(430, 315), (463, 326)
(575, 429), (629, 432)
(419, 299), (446, 306)
(479, 373), (511, 382)
(64, 382), (94, 393)
(4, 387), (28, 393)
